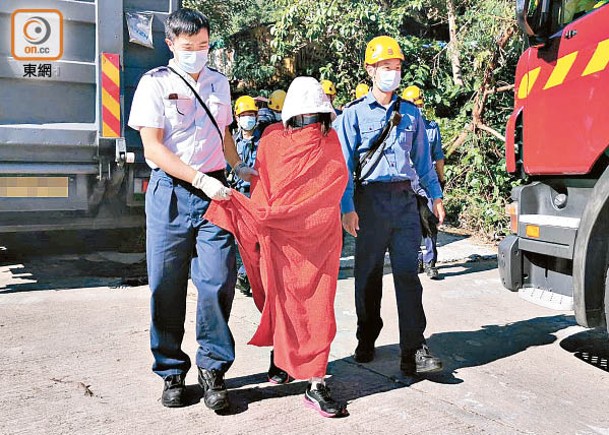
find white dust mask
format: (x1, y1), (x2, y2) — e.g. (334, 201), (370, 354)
(239, 116), (257, 131)
(376, 69), (401, 93)
(175, 49), (208, 74)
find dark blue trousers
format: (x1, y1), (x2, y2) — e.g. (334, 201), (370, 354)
(146, 169), (236, 379)
(354, 181), (427, 355)
(419, 233), (438, 266)
(418, 195), (438, 265)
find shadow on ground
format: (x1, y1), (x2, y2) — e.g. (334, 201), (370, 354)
(181, 314), (576, 415)
(0, 230), (147, 293)
(435, 258), (498, 279)
(560, 327), (609, 372)
(339, 258), (498, 280)
(341, 230), (471, 259)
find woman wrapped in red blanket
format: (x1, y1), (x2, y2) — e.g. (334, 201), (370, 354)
(205, 76), (349, 418)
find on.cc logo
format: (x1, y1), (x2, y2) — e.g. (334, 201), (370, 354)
(11, 9), (63, 61)
(22, 16), (52, 45)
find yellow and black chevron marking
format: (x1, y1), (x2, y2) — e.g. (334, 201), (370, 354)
(517, 37), (609, 99)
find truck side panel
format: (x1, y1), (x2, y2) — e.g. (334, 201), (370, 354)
(508, 6), (609, 176)
(0, 0), (179, 232)
(0, 0), (97, 126)
(123, 0), (179, 166)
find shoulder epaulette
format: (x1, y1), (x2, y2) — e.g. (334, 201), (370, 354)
(344, 96), (366, 109)
(206, 66), (226, 77)
(145, 66), (169, 76)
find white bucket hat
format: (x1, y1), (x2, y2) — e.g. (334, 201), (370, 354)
(281, 76), (337, 126)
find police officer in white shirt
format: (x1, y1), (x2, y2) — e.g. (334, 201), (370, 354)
(128, 8), (255, 410)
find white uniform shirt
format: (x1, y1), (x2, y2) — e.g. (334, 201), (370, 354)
(128, 59), (233, 173)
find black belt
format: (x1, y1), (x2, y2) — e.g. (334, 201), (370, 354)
(357, 180), (412, 191)
(153, 168), (228, 196)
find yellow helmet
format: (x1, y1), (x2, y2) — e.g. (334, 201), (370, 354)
(268, 89), (287, 111)
(355, 83), (369, 99)
(402, 85), (424, 106)
(365, 35), (405, 66)
(234, 95), (258, 116)
(321, 79), (337, 96)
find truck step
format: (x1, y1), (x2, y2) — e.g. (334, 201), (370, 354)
(518, 287), (573, 311)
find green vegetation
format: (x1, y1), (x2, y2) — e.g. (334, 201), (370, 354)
(185, 0), (526, 239)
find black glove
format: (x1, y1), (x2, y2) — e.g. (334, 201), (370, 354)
(415, 194), (439, 238)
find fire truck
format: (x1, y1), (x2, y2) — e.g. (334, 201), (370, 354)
(499, 0), (609, 334)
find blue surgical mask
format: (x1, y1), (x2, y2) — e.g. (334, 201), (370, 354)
(238, 115), (257, 131)
(175, 49), (208, 74)
(376, 69), (401, 93)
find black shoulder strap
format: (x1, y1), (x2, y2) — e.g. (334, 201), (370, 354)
(355, 97), (403, 184)
(167, 66), (224, 147)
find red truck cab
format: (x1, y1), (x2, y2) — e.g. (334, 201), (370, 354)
(499, 0), (609, 333)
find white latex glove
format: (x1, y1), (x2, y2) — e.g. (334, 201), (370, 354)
(192, 172), (232, 201)
(235, 164), (259, 182)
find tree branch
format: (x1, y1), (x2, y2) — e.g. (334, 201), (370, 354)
(446, 24), (517, 157)
(445, 123), (474, 157)
(477, 123), (505, 141)
(446, 0), (464, 86)
(484, 84), (515, 96)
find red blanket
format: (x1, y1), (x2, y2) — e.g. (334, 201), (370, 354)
(205, 123), (348, 379)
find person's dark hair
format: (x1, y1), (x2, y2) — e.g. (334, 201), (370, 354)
(285, 112), (333, 136)
(165, 8), (210, 41)
(318, 113), (333, 136)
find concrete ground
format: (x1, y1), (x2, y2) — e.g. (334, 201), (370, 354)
(1, 231), (608, 435)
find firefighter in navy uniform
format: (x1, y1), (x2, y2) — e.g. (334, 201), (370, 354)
(257, 89), (286, 126)
(402, 85), (445, 280)
(334, 35), (445, 376)
(231, 95), (264, 296)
